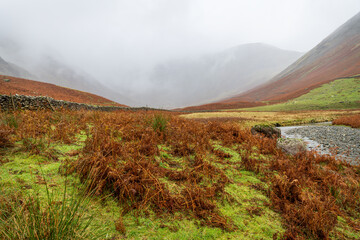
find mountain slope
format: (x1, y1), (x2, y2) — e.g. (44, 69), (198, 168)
(146, 43), (302, 108)
(0, 38), (135, 107)
(0, 75), (127, 107)
(15, 55), (135, 107)
(221, 11), (360, 105)
(0, 56), (32, 79)
(238, 76), (360, 111)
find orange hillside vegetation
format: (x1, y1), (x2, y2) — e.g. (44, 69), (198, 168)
(0, 75), (127, 107)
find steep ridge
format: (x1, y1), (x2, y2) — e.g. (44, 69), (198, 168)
(0, 75), (127, 107)
(219, 11), (360, 105)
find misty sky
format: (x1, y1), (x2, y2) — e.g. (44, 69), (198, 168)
(0, 0), (359, 107)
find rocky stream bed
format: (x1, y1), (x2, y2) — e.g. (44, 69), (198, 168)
(278, 123), (360, 165)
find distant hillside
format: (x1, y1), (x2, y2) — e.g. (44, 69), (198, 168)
(0, 56), (32, 79)
(220, 11), (360, 105)
(0, 75), (127, 107)
(146, 43), (302, 108)
(0, 38), (135, 106)
(180, 101), (265, 111)
(24, 55), (135, 106)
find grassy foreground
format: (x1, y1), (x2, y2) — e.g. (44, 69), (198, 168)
(0, 110), (360, 239)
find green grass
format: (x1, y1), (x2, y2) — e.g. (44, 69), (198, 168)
(241, 77), (360, 111)
(0, 136), (121, 239)
(151, 114), (168, 132)
(0, 134), (287, 239)
(331, 216), (360, 239)
(117, 144), (285, 240)
(1, 128), (358, 239)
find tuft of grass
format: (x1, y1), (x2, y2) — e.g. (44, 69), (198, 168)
(0, 180), (103, 240)
(0, 143), (121, 239)
(151, 114), (168, 132)
(2, 114), (19, 129)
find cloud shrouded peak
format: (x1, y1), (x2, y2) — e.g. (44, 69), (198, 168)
(0, 0), (359, 107)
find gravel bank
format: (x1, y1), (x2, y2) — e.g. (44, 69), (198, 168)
(280, 125), (360, 165)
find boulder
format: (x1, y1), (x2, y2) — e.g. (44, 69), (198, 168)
(251, 125), (281, 138)
(277, 138), (307, 155)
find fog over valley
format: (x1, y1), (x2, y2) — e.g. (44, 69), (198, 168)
(0, 0), (359, 108)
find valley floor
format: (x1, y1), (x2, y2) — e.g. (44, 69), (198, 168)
(0, 109), (359, 239)
(182, 109), (360, 127)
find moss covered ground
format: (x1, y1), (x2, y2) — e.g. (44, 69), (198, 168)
(0, 135), (285, 239)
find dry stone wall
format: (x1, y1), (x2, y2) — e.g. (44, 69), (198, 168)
(0, 94), (164, 112)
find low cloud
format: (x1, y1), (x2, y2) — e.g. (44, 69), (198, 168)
(0, 0), (359, 107)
